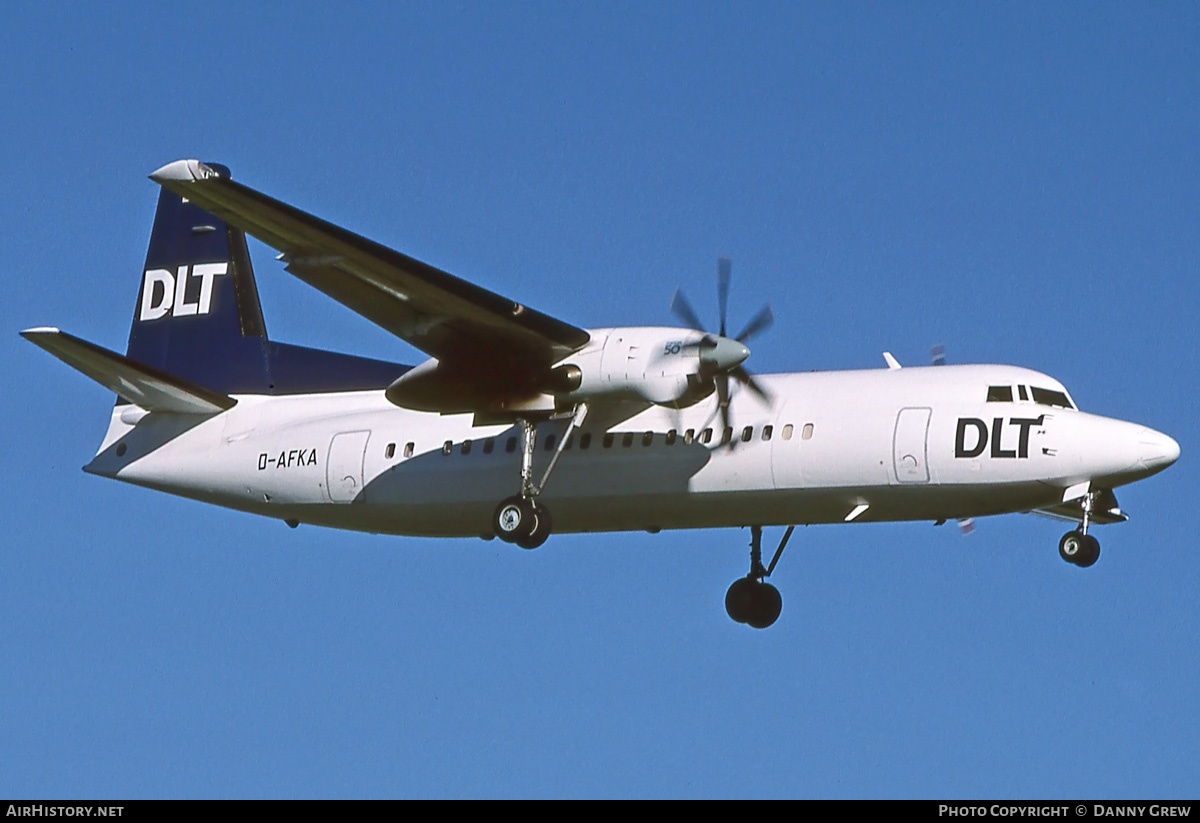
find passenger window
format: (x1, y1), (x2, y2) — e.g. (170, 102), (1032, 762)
(665, 429), (677, 446)
(782, 424), (793, 441)
(802, 423), (814, 440)
(404, 442), (414, 458)
(622, 432), (634, 448)
(461, 440), (472, 455)
(442, 440), (453, 456)
(483, 439), (494, 454)
(603, 433), (615, 448)
(544, 434), (556, 451)
(580, 433), (592, 450)
(700, 428), (712, 444)
(721, 427), (733, 445)
(762, 425), (773, 441)
(506, 437), (517, 453)
(385, 443), (396, 459)
(741, 426), (753, 443)
(987, 385), (1013, 402)
(642, 431), (654, 447)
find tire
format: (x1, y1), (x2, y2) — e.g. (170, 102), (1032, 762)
(1075, 534), (1100, 568)
(745, 582), (782, 629)
(494, 496), (535, 542)
(515, 503), (552, 550)
(725, 577), (756, 624)
(1059, 531), (1085, 565)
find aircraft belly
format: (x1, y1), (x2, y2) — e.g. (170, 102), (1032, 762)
(270, 478), (1064, 538)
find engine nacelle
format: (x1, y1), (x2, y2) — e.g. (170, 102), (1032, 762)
(385, 326), (738, 417)
(555, 327), (716, 407)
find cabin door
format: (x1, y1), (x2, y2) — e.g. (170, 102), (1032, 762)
(327, 430), (371, 502)
(893, 407), (931, 484)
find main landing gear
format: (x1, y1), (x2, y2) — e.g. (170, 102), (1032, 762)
(492, 405), (587, 550)
(726, 525), (794, 629)
(1058, 491), (1100, 568)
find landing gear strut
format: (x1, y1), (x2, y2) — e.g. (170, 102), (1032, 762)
(1059, 491), (1100, 568)
(492, 404), (586, 550)
(726, 525), (793, 629)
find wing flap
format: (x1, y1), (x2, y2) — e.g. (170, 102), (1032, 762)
(22, 328), (236, 415)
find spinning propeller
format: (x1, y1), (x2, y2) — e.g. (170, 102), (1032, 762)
(670, 257), (774, 438)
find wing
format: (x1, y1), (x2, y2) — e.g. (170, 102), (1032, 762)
(150, 160), (590, 413)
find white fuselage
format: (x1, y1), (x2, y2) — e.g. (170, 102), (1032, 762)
(84, 360), (1177, 539)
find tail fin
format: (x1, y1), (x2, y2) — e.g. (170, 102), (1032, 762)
(126, 163), (271, 393)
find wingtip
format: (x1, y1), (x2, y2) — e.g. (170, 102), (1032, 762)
(20, 326), (61, 338)
(149, 159), (223, 184)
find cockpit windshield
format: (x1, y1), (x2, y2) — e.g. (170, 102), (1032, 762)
(986, 384), (1075, 409)
(1030, 386), (1073, 409)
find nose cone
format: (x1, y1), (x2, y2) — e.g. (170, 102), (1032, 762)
(704, 336), (751, 372)
(1069, 415), (1179, 488)
(1137, 427), (1180, 474)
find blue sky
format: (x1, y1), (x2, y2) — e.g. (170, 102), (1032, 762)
(2, 2), (1197, 798)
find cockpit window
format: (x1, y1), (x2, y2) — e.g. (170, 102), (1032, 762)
(987, 385), (1013, 402)
(1031, 387), (1074, 409)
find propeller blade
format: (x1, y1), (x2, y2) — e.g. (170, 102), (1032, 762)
(731, 365), (772, 403)
(670, 288), (707, 333)
(716, 373), (732, 443)
(717, 257), (731, 337)
(735, 304), (774, 343)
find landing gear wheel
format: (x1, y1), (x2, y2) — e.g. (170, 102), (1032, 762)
(745, 582), (782, 629)
(1059, 530), (1100, 567)
(494, 496), (535, 543)
(1075, 534), (1100, 567)
(725, 578), (782, 629)
(515, 503), (552, 550)
(725, 577), (756, 624)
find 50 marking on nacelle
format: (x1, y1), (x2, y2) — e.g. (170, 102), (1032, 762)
(139, 263), (228, 321)
(258, 449), (318, 470)
(955, 416), (1046, 459)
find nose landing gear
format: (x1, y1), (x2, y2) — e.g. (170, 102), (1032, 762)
(1059, 491), (1100, 567)
(726, 525), (793, 628)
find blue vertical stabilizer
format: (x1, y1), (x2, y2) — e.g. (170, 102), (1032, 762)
(126, 164), (272, 393)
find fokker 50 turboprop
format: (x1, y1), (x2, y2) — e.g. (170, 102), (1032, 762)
(24, 160), (1179, 628)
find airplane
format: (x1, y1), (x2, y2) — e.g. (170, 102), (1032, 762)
(23, 159), (1180, 629)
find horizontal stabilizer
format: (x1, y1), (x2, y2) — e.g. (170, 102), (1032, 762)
(22, 327), (236, 414)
